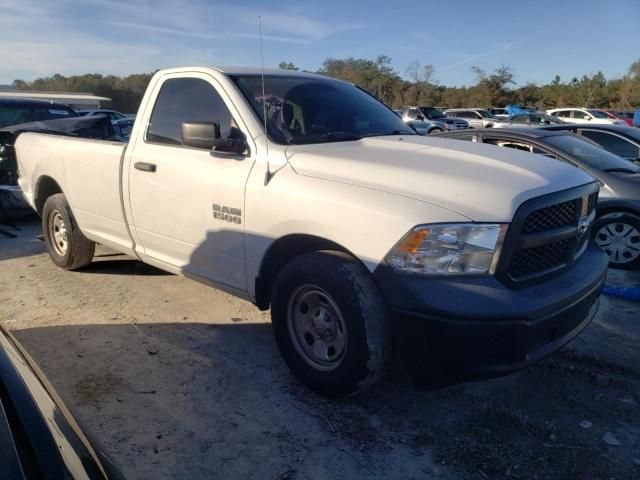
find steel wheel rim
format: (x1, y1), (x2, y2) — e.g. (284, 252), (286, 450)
(595, 221), (640, 264)
(287, 285), (347, 371)
(49, 211), (69, 256)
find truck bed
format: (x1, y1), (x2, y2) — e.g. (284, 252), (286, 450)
(16, 132), (132, 252)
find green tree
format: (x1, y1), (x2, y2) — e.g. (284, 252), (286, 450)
(278, 62), (299, 71)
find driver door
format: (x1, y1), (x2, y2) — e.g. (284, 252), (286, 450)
(127, 73), (255, 291)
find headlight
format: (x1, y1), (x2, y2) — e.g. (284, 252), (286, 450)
(386, 223), (507, 275)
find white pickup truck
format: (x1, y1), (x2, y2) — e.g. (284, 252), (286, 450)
(14, 67), (608, 396)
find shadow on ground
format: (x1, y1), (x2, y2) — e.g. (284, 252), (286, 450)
(12, 310), (640, 480)
(84, 254), (172, 276)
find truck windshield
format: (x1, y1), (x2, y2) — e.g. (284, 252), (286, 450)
(229, 74), (415, 145)
(419, 107), (446, 119)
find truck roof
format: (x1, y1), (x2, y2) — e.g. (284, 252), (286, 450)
(212, 66), (324, 78)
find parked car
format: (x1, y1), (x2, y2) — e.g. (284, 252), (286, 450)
(488, 107), (508, 118)
(113, 117), (135, 139)
(541, 124), (640, 163)
(0, 98), (78, 130)
(0, 99), (79, 218)
(415, 106), (469, 130)
(444, 108), (502, 128)
(504, 105), (537, 116)
(14, 66), (607, 396)
(0, 326), (123, 479)
(395, 108), (446, 134)
(605, 110), (634, 126)
(78, 109), (133, 125)
(439, 128), (640, 269)
(495, 112), (565, 128)
(546, 108), (627, 126)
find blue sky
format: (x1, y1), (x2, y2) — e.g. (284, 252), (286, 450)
(1, 0), (638, 87)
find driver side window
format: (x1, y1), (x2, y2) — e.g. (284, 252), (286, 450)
(147, 77), (236, 148)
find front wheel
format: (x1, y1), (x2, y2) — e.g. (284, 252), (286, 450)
(593, 213), (640, 269)
(271, 251), (391, 397)
(42, 193), (95, 270)
(429, 128), (443, 134)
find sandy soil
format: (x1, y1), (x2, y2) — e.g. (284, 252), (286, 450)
(1, 217), (639, 480)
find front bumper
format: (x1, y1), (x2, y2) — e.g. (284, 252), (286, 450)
(373, 242), (608, 388)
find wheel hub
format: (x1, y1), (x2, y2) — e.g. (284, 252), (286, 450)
(311, 307), (337, 342)
(287, 286), (347, 371)
(50, 211), (69, 256)
(595, 221), (640, 264)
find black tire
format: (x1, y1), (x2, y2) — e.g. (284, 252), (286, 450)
(429, 128), (443, 134)
(271, 251), (391, 397)
(42, 193), (95, 270)
(592, 213), (640, 270)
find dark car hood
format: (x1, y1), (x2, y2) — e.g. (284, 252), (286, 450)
(0, 327), (123, 479)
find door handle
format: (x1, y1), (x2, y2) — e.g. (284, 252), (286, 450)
(134, 162), (157, 173)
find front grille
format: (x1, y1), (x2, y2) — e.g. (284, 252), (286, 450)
(499, 185), (599, 285)
(509, 239), (571, 278)
(521, 200), (577, 234)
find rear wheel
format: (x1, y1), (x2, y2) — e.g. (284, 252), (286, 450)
(271, 251), (391, 397)
(42, 194), (95, 270)
(593, 213), (640, 269)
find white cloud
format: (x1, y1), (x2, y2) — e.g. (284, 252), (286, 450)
(437, 34), (537, 73)
(0, 0), (367, 82)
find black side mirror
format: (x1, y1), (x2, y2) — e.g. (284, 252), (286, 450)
(182, 122), (220, 149)
(210, 137), (248, 155)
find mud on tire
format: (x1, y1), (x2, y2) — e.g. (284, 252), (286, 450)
(271, 250), (391, 397)
(42, 193), (95, 270)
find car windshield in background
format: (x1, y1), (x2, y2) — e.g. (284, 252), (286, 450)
(538, 113), (563, 123)
(420, 107), (446, 119)
(230, 75), (415, 145)
(477, 110), (496, 118)
(544, 134), (640, 173)
(0, 105), (76, 128)
(588, 109), (609, 119)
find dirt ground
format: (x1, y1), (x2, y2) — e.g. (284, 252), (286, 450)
(1, 217), (639, 480)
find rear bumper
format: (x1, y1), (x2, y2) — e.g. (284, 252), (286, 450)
(373, 242), (608, 387)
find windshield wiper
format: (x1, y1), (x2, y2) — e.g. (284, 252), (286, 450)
(320, 132), (362, 141)
(362, 129), (416, 138)
(603, 167), (640, 174)
(287, 131), (362, 145)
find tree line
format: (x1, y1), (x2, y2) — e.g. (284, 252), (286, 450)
(12, 57), (640, 113)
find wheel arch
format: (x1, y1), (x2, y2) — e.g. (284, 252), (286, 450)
(595, 201), (640, 220)
(254, 234), (362, 310)
(34, 176), (63, 216)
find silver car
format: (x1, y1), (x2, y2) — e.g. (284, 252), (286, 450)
(395, 108), (446, 134)
(495, 112), (565, 128)
(445, 108), (502, 128)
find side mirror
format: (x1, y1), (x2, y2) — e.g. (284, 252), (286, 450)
(182, 122), (220, 149)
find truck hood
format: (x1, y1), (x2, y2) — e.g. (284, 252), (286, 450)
(285, 135), (595, 222)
